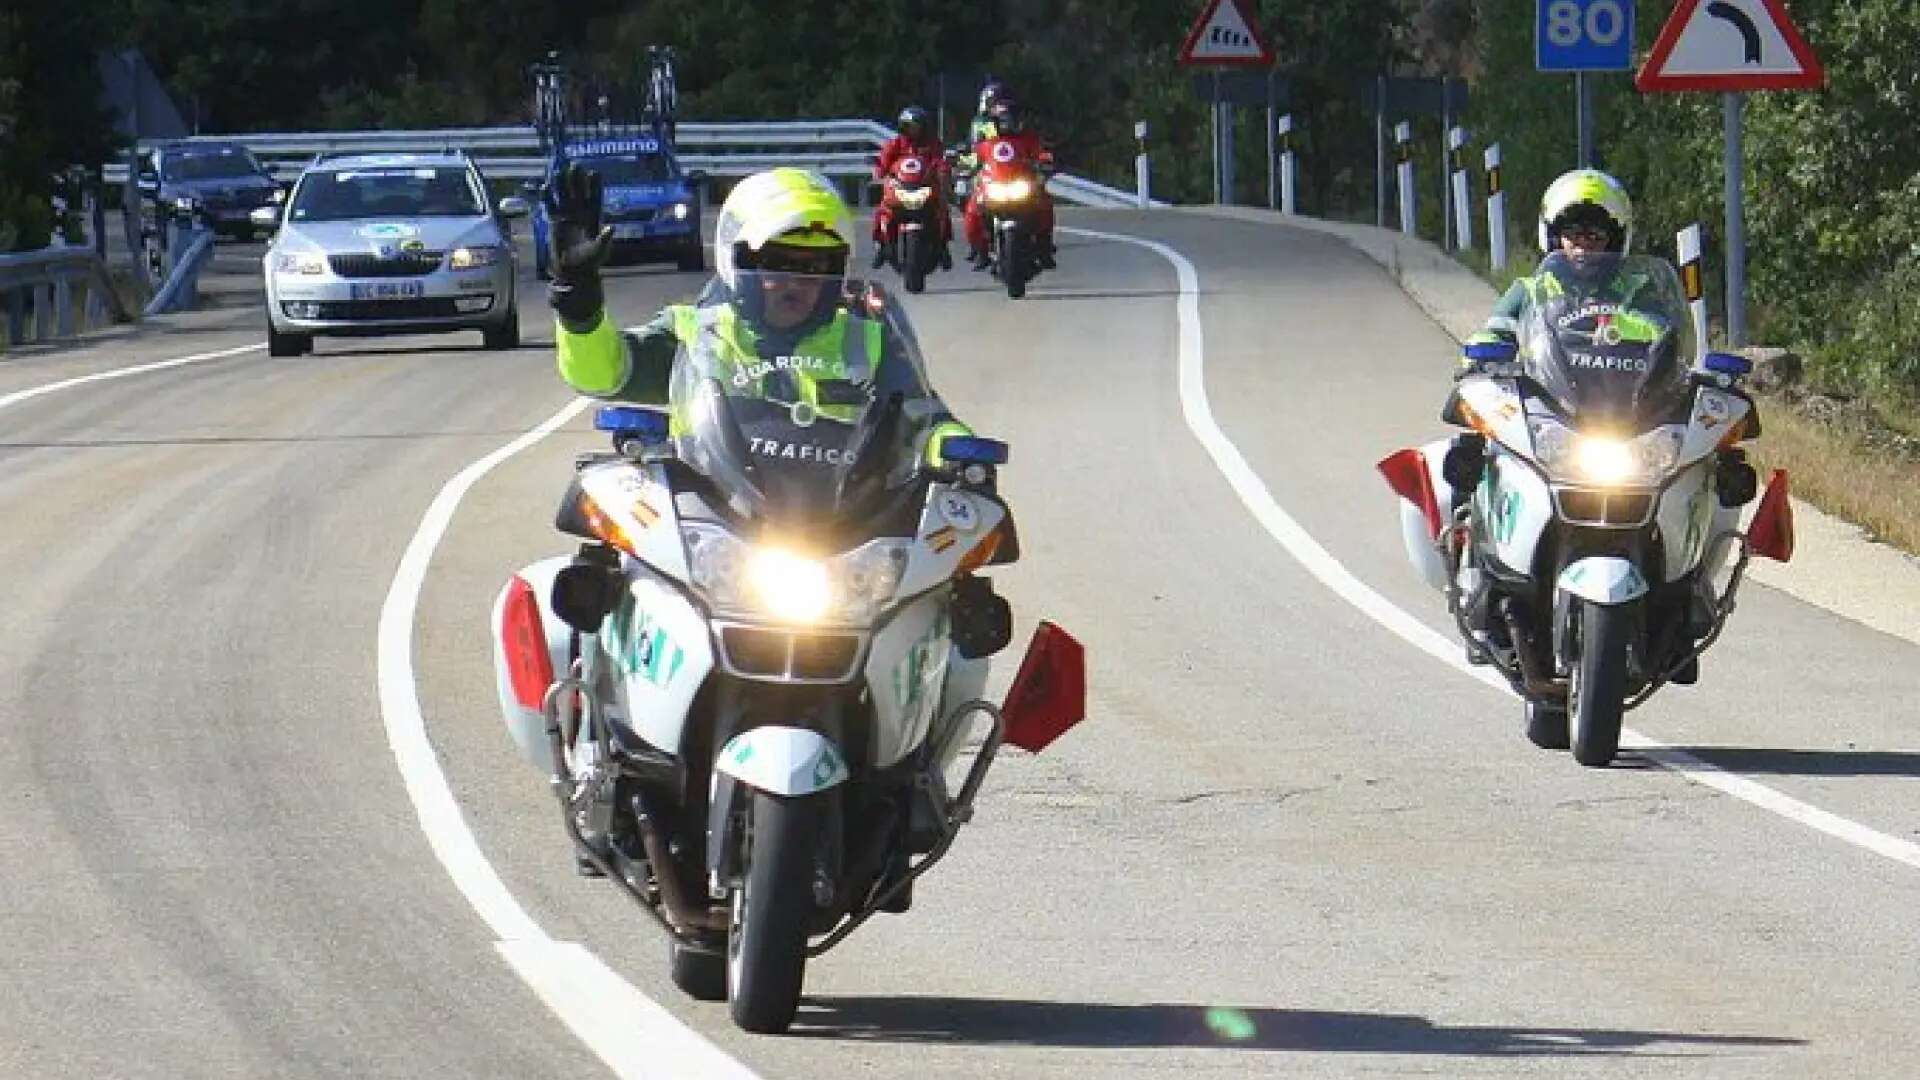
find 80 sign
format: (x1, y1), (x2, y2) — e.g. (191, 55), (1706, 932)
(1536, 0), (1634, 72)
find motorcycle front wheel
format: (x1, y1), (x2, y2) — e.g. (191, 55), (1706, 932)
(998, 227), (1026, 300)
(1569, 601), (1630, 766)
(726, 789), (825, 1033)
(900, 229), (926, 294)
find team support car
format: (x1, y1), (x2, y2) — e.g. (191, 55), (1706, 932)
(253, 152), (529, 356)
(138, 141), (284, 241)
(529, 135), (704, 277)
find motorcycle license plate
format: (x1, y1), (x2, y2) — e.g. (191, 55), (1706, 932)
(349, 281), (424, 300)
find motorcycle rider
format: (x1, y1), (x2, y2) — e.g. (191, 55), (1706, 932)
(871, 105), (953, 271)
(969, 77), (1008, 144)
(962, 97), (1057, 271)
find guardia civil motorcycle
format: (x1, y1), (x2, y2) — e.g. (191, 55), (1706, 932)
(491, 279), (1084, 1033)
(1379, 252), (1795, 766)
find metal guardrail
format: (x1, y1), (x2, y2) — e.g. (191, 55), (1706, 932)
(142, 227), (215, 316)
(99, 120), (1152, 206)
(0, 246), (130, 350)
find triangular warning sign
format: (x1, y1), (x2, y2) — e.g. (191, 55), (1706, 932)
(1637, 0), (1825, 92)
(1178, 0), (1274, 68)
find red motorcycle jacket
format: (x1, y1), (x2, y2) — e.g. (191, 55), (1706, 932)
(972, 130), (1052, 172)
(874, 135), (950, 182)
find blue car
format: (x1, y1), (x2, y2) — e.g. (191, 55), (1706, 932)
(530, 136), (705, 277)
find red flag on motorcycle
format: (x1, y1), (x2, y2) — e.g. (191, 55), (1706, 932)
(1002, 621), (1086, 753)
(1748, 469), (1795, 562)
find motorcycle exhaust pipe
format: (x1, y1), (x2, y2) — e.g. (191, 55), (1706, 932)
(631, 794), (728, 932)
(1500, 601), (1566, 702)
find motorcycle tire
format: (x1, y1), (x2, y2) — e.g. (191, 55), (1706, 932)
(1524, 699), (1570, 750)
(901, 230), (926, 294)
(726, 789), (824, 1034)
(999, 229), (1026, 300)
(1570, 601), (1630, 766)
(669, 938), (727, 1002)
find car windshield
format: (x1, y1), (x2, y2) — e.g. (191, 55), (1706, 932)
(576, 155), (674, 184)
(289, 166), (484, 222)
(164, 150), (266, 182)
(668, 276), (942, 529)
(1517, 252), (1697, 423)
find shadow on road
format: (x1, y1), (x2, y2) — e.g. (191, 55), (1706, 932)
(793, 996), (1803, 1058)
(1655, 746), (1920, 778)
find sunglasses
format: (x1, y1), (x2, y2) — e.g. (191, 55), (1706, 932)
(1560, 226), (1610, 244)
(744, 245), (846, 276)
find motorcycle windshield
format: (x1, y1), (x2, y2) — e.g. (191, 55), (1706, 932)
(1517, 252), (1696, 424)
(668, 275), (941, 529)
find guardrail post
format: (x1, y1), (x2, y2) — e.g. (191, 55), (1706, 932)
(1394, 121), (1415, 236)
(54, 276), (75, 338)
(1134, 120), (1150, 209)
(1485, 143), (1506, 272)
(1449, 126), (1473, 252)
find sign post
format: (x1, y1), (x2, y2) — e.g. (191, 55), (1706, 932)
(1537, 0), (1634, 166)
(1178, 0), (1275, 206)
(1638, 0), (1826, 347)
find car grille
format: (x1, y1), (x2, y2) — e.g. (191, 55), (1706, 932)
(717, 625), (864, 683)
(301, 298), (465, 320)
(199, 189), (268, 211)
(329, 252), (444, 277)
(1554, 487), (1656, 527)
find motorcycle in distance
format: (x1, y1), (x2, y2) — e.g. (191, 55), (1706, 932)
(491, 281), (1086, 1033)
(970, 136), (1052, 300)
(1377, 251), (1796, 766)
(878, 152), (948, 295)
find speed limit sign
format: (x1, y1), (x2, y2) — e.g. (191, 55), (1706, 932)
(1536, 0), (1634, 71)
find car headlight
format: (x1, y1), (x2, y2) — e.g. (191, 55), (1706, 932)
(895, 187), (932, 209)
(449, 245), (502, 269)
(683, 526), (909, 625)
(671, 202), (690, 220)
(270, 187), (287, 204)
(272, 251), (326, 275)
(986, 179), (1032, 203)
(1529, 419), (1684, 486)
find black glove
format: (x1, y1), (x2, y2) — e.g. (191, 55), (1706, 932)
(546, 163), (614, 331)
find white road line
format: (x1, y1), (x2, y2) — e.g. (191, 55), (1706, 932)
(0, 342), (262, 413)
(376, 397), (761, 1080)
(1064, 224), (1920, 875)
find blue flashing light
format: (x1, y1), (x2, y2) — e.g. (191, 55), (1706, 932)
(941, 436), (1009, 466)
(594, 406), (669, 442)
(1463, 341), (1518, 363)
(1703, 351), (1752, 377)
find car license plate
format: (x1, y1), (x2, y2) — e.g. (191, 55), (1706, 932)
(349, 281), (425, 300)
(613, 223), (649, 240)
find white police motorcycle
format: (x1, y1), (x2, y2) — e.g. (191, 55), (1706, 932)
(1379, 252), (1795, 766)
(490, 278), (1083, 1032)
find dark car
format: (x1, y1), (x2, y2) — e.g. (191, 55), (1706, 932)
(139, 141), (284, 241)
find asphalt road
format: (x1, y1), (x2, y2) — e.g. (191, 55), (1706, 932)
(1, 216), (1916, 1078)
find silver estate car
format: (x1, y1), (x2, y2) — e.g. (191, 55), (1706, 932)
(254, 151), (529, 356)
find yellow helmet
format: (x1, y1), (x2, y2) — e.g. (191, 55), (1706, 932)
(1538, 168), (1634, 254)
(713, 168), (855, 291)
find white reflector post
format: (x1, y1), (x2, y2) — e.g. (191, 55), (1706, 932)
(1678, 223), (1708, 365)
(1449, 126), (1474, 252)
(1278, 114), (1296, 216)
(1485, 143), (1506, 272)
(1395, 121), (1415, 236)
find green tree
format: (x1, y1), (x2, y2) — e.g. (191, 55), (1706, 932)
(0, 0), (116, 250)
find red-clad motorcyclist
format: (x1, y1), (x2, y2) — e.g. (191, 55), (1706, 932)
(962, 98), (1056, 271)
(871, 105), (953, 270)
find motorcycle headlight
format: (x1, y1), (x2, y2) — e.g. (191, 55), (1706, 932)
(986, 179), (1032, 203)
(1529, 419), (1684, 486)
(272, 250), (326, 275)
(895, 187), (932, 209)
(449, 245), (501, 269)
(682, 526), (909, 625)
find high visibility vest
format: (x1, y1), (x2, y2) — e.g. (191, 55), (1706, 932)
(667, 303), (885, 425)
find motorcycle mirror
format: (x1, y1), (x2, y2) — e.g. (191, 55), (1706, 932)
(1000, 621), (1086, 753)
